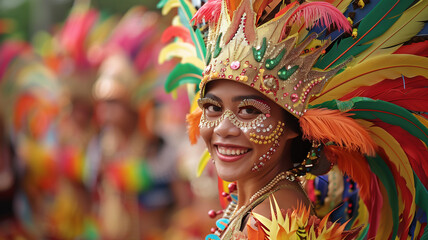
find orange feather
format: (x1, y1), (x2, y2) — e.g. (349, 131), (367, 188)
(186, 108), (202, 145)
(299, 108), (377, 156)
(324, 145), (372, 200)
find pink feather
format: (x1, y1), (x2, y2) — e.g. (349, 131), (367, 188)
(191, 0), (222, 25)
(285, 2), (351, 32)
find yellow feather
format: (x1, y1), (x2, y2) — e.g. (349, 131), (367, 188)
(413, 114), (428, 148)
(355, 1), (428, 63)
(158, 42), (197, 64)
(367, 125), (416, 233)
(311, 54), (428, 105)
(197, 149), (210, 177)
(181, 56), (205, 69)
(374, 183), (394, 240)
(162, 0), (196, 16)
(172, 15), (181, 26)
(352, 197), (369, 230)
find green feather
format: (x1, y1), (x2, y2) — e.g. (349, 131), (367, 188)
(311, 98), (428, 146)
(178, 0), (207, 62)
(367, 154), (399, 239)
(356, 224), (369, 240)
(315, 0), (414, 69)
(413, 171), (428, 239)
(157, 0), (169, 8)
(164, 63), (202, 93)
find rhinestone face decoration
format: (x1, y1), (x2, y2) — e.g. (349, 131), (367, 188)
(199, 109), (267, 132)
(249, 121), (284, 144)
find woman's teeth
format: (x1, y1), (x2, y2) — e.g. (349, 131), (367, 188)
(217, 146), (249, 156)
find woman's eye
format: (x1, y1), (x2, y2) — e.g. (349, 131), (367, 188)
(206, 104), (222, 113)
(239, 107), (262, 117)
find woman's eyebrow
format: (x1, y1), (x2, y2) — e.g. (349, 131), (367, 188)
(232, 95), (266, 102)
(204, 93), (222, 103)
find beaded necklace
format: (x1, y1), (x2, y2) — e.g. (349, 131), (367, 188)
(205, 171), (298, 240)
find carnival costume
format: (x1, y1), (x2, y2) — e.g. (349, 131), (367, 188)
(159, 0), (428, 239)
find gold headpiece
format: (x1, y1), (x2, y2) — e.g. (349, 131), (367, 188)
(199, 0), (350, 117)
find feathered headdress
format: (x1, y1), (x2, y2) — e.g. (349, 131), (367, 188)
(159, 0), (428, 238)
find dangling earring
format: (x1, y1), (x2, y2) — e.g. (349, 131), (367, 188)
(291, 141), (322, 176)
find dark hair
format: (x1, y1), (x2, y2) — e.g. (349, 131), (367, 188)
(283, 110), (312, 165)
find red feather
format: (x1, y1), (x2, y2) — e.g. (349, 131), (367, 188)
(394, 40), (428, 57)
(324, 145), (382, 235)
(373, 120), (428, 187)
(340, 76), (428, 113)
(191, 0), (222, 25)
(0, 41), (31, 81)
(161, 26), (192, 44)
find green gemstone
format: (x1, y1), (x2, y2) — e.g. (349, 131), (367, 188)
(252, 37), (267, 62)
(265, 49), (286, 70)
(213, 33), (223, 58)
(206, 51), (212, 65)
(278, 65), (299, 80)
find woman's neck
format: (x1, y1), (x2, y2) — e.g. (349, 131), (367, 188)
(235, 166), (285, 208)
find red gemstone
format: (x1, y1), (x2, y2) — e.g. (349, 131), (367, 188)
(291, 94), (298, 103)
(228, 182), (237, 192)
(208, 210), (216, 218)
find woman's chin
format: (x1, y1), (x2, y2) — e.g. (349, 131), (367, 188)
(214, 161), (251, 183)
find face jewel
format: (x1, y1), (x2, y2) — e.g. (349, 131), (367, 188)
(230, 61), (241, 70)
(278, 65), (299, 80)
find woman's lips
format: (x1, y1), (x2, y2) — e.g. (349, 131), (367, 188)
(215, 145), (251, 162)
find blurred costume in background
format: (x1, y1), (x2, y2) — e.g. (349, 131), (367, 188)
(159, 0), (428, 239)
(33, 3), (102, 239)
(0, 54), (61, 238)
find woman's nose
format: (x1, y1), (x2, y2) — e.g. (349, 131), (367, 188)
(213, 112), (241, 138)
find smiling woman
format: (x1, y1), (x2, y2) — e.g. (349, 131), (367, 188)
(159, 0), (428, 239)
(200, 80), (316, 238)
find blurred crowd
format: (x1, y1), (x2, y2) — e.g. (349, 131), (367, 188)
(0, 1), (220, 239)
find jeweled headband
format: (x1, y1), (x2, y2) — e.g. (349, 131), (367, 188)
(195, 0), (351, 117)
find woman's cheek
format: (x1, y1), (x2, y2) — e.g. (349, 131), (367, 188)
(200, 126), (213, 150)
(247, 120), (286, 171)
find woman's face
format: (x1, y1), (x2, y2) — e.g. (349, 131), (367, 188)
(199, 80), (298, 182)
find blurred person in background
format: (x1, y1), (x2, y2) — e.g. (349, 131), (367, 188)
(91, 51), (147, 239)
(88, 6), (178, 239)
